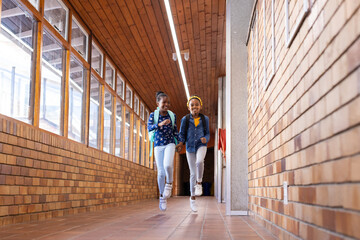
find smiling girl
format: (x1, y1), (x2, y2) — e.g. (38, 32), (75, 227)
(177, 95), (210, 212)
(147, 91), (179, 211)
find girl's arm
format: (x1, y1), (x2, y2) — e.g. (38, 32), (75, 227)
(178, 116), (186, 144)
(204, 115), (210, 143)
(173, 114), (180, 142)
(147, 112), (158, 131)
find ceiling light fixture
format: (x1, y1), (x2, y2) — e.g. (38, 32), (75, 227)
(164, 0), (190, 100)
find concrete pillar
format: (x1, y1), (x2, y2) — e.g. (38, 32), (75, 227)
(225, 0), (253, 215)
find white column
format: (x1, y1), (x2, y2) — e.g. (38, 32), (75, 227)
(225, 0), (253, 215)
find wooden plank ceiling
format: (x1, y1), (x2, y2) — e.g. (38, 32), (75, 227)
(68, 0), (226, 137)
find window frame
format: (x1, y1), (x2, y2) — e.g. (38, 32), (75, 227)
(125, 85), (133, 108)
(116, 73), (125, 100)
(105, 58), (115, 89)
(284, 0), (310, 48)
(134, 94), (140, 115)
(91, 41), (103, 77)
(71, 16), (89, 62)
(43, 0), (69, 41)
(251, 11), (259, 114)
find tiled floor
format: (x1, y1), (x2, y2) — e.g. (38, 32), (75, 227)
(0, 197), (276, 240)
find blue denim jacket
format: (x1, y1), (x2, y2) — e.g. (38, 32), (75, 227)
(178, 114), (210, 153)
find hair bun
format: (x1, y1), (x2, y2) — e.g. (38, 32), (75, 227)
(156, 91), (164, 98)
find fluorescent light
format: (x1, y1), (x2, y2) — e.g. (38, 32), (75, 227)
(164, 0), (190, 100)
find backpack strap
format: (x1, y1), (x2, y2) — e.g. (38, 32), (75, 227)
(199, 113), (207, 136)
(184, 114), (191, 142)
(167, 110), (175, 128)
(153, 109), (160, 126)
(149, 109), (159, 157)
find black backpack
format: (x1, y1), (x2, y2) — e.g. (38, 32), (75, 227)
(184, 113), (207, 141)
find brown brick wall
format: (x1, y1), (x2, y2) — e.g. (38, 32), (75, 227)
(247, 0), (360, 239)
(0, 115), (157, 226)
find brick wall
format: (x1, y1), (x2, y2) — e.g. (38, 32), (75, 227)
(0, 115), (157, 226)
(247, 0), (359, 239)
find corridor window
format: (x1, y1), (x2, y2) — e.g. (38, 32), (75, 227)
(140, 102), (144, 120)
(68, 56), (86, 143)
(115, 100), (123, 157)
(91, 42), (103, 76)
(103, 88), (113, 153)
(144, 125), (148, 167)
(89, 74), (101, 149)
(145, 109), (149, 122)
(285, 0), (310, 47)
(0, 0), (36, 124)
(125, 85), (132, 108)
(71, 17), (88, 61)
(133, 116), (137, 163)
(251, 11), (259, 114)
(44, 0), (68, 40)
(134, 95), (139, 115)
(40, 30), (64, 134)
(139, 122), (143, 165)
(116, 74), (124, 99)
(105, 60), (115, 89)
(28, 0), (39, 10)
(124, 109), (131, 160)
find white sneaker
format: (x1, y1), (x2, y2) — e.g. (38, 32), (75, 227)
(159, 197), (167, 211)
(163, 183), (172, 199)
(194, 184), (203, 196)
(190, 197), (197, 212)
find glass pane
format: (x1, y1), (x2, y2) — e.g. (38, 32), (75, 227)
(144, 128), (147, 167)
(126, 86), (132, 108)
(105, 61), (115, 89)
(115, 100), (123, 157)
(139, 122), (143, 165)
(103, 89), (113, 153)
(140, 103), (144, 120)
(44, 0), (68, 40)
(91, 42), (102, 76)
(68, 56), (85, 143)
(116, 74), (124, 99)
(0, 0), (35, 124)
(133, 117), (137, 163)
(145, 110), (149, 122)
(134, 95), (139, 115)
(71, 18), (88, 61)
(89, 75), (100, 149)
(28, 0), (39, 10)
(124, 109), (131, 160)
(40, 30), (64, 134)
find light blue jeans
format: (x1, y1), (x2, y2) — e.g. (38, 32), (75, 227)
(186, 146), (207, 196)
(154, 143), (175, 196)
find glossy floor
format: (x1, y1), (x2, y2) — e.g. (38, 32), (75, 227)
(0, 197), (276, 240)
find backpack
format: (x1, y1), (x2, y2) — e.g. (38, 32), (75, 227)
(149, 108), (177, 156)
(183, 113), (207, 142)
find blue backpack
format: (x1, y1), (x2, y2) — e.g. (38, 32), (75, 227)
(148, 108), (177, 156)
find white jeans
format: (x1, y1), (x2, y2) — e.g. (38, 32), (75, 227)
(154, 143), (175, 196)
(186, 146), (207, 196)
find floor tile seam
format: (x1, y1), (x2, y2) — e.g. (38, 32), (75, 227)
(64, 208), (159, 240)
(240, 218), (266, 240)
(199, 198), (210, 239)
(165, 206), (192, 240)
(215, 201), (234, 240)
(99, 209), (167, 240)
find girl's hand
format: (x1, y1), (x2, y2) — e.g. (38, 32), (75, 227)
(158, 119), (171, 127)
(176, 142), (183, 152)
(200, 137), (207, 144)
